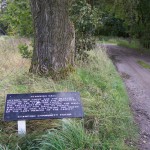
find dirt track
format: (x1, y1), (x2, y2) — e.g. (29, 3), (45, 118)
(106, 44), (150, 150)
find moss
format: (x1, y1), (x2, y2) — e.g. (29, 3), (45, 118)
(51, 65), (75, 80)
(137, 60), (150, 70)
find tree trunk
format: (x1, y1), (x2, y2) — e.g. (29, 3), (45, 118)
(1, 0), (7, 12)
(29, 0), (75, 77)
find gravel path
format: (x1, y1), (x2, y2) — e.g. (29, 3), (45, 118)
(106, 44), (150, 150)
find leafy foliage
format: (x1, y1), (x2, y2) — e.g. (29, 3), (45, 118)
(0, 0), (33, 36)
(18, 43), (32, 58)
(114, 0), (150, 48)
(71, 0), (99, 34)
(70, 0), (99, 58)
(1, 0), (150, 50)
(96, 14), (128, 37)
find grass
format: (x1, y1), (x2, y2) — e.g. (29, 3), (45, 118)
(99, 36), (150, 55)
(39, 121), (97, 150)
(0, 36), (138, 149)
(137, 60), (150, 70)
(99, 36), (140, 50)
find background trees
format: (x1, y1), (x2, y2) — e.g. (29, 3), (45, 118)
(0, 0), (33, 36)
(114, 0), (150, 48)
(0, 0), (149, 57)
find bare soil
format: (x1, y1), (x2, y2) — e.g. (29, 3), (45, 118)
(106, 44), (150, 150)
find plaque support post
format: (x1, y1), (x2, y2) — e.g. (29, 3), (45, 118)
(18, 120), (26, 135)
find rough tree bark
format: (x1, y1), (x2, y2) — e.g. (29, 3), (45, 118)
(30, 0), (75, 77)
(1, 0), (7, 12)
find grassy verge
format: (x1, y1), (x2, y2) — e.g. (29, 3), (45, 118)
(137, 60), (150, 70)
(99, 36), (140, 50)
(0, 36), (138, 149)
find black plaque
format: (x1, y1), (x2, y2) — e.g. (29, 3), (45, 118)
(4, 92), (84, 121)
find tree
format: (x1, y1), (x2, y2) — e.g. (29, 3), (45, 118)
(114, 0), (150, 48)
(0, 0), (33, 36)
(29, 0), (75, 77)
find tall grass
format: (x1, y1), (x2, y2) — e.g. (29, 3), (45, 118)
(38, 121), (98, 150)
(0, 36), (137, 149)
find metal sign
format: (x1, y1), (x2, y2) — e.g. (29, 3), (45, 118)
(4, 92), (84, 121)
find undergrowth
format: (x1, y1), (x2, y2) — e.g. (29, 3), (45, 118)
(0, 36), (137, 149)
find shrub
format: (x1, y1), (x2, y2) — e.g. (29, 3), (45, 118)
(0, 0), (33, 36)
(75, 33), (95, 60)
(70, 0), (98, 59)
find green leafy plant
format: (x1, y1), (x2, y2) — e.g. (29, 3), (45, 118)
(0, 0), (33, 36)
(70, 0), (98, 59)
(18, 43), (32, 58)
